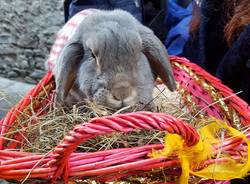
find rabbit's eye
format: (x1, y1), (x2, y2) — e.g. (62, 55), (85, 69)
(91, 52), (96, 59)
(91, 51), (101, 68)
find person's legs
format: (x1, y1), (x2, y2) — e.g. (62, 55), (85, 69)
(64, 0), (73, 22)
(66, 0), (109, 21)
(65, 0), (143, 22)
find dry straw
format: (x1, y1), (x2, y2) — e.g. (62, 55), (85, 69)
(17, 85), (195, 153)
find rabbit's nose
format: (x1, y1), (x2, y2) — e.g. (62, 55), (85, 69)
(111, 83), (132, 101)
(107, 83), (137, 108)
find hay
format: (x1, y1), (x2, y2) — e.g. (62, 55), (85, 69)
(17, 85), (193, 153)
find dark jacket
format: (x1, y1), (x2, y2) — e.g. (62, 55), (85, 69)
(183, 0), (250, 104)
(216, 25), (250, 103)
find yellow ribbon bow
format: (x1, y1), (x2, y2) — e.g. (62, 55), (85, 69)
(151, 119), (250, 184)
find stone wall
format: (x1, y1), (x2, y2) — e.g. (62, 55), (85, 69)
(0, 0), (64, 83)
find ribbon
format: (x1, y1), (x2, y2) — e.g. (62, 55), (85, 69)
(151, 119), (250, 183)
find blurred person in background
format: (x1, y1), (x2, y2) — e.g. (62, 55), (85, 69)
(164, 0), (250, 105)
(167, 1), (250, 180)
(182, 0), (250, 104)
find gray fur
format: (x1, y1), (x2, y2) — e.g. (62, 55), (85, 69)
(51, 9), (176, 109)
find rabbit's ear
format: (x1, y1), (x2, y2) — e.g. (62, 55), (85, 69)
(55, 42), (84, 103)
(139, 26), (176, 91)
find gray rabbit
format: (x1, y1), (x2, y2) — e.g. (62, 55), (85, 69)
(51, 9), (176, 109)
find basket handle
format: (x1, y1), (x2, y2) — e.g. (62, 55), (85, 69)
(50, 111), (200, 183)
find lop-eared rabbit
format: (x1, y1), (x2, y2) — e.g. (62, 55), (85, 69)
(47, 9), (176, 109)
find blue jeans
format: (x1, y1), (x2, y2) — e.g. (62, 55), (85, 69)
(67, 0), (142, 22)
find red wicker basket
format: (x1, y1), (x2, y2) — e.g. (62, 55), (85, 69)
(0, 56), (249, 184)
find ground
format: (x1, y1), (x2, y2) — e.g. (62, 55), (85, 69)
(0, 0), (63, 118)
(0, 0), (64, 84)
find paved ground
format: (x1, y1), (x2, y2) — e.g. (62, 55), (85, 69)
(0, 79), (34, 184)
(0, 77), (34, 119)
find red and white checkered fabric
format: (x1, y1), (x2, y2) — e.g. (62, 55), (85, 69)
(46, 9), (97, 71)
